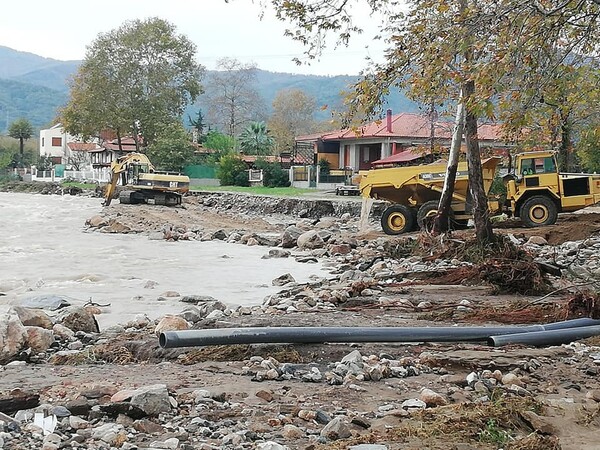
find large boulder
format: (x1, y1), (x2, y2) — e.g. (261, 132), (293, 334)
(154, 315), (189, 336)
(280, 226), (303, 248)
(11, 306), (53, 329)
(0, 314), (27, 363)
(129, 384), (171, 416)
(25, 326), (55, 353)
(56, 306), (100, 333)
(297, 230), (325, 250)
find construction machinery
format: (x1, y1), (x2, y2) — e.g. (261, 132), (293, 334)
(359, 150), (600, 235)
(103, 153), (190, 206)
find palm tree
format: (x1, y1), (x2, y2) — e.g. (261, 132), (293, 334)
(8, 118), (34, 167)
(239, 121), (274, 155)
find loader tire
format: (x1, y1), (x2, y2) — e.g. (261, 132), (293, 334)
(381, 205), (416, 235)
(520, 196), (558, 227)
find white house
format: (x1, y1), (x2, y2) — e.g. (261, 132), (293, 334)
(39, 123), (77, 165)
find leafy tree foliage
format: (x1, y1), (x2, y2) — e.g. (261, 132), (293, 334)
(203, 58), (266, 137)
(0, 135), (36, 169)
(577, 126), (600, 173)
(239, 121), (274, 155)
(254, 159), (291, 187)
(268, 88), (316, 152)
(203, 130), (236, 166)
(188, 109), (208, 144)
(59, 18), (204, 147)
(216, 154), (249, 186)
(146, 122), (196, 172)
(8, 118), (33, 165)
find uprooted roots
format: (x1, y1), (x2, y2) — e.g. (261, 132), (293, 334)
(385, 233), (550, 295)
(566, 291), (600, 319)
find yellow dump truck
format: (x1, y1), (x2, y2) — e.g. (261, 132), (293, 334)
(359, 150), (600, 235)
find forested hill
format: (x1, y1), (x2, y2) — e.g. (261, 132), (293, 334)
(0, 45), (418, 132)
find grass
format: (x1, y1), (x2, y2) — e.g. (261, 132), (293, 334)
(61, 180), (99, 190)
(189, 185), (324, 197)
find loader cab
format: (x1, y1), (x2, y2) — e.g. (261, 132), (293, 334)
(514, 152), (559, 188)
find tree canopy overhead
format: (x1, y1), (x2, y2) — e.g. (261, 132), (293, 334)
(59, 17), (204, 147)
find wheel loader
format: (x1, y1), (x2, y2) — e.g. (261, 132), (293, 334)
(103, 153), (190, 206)
(359, 150), (600, 235)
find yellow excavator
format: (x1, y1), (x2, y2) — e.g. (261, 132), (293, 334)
(103, 153), (190, 206)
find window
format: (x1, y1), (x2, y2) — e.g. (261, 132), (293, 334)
(521, 157), (556, 175)
(51, 137), (62, 147)
(42, 137), (44, 147)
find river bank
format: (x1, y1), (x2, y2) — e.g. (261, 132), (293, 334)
(0, 188), (599, 449)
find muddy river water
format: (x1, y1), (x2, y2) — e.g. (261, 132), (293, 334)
(0, 192), (327, 329)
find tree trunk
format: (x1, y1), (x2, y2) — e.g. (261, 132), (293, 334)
(117, 129), (123, 152)
(558, 114), (571, 172)
(433, 95), (465, 234)
(464, 80), (495, 244)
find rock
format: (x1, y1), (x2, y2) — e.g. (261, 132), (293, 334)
(129, 384), (171, 416)
(255, 390), (274, 402)
(133, 418), (165, 434)
(262, 249), (291, 259)
(282, 424), (304, 439)
(196, 301), (227, 318)
(18, 294), (71, 311)
(52, 324), (74, 340)
(180, 294), (218, 304)
(68, 416), (89, 430)
(401, 399), (426, 410)
(501, 372), (524, 387)
(149, 437), (179, 449)
(211, 229), (228, 240)
(178, 305), (203, 323)
(298, 409), (317, 421)
(329, 243), (352, 255)
(527, 236), (548, 245)
(154, 315), (189, 336)
(297, 230), (325, 250)
(25, 326), (55, 353)
(341, 350), (364, 367)
(520, 411), (557, 434)
(281, 226), (303, 248)
(349, 446), (389, 450)
(320, 416), (352, 440)
(272, 273), (296, 286)
(56, 306), (99, 333)
(0, 314), (27, 363)
(419, 388), (448, 407)
(86, 215), (108, 228)
(257, 442), (289, 450)
(586, 390), (600, 402)
(11, 307), (53, 329)
(90, 423), (124, 445)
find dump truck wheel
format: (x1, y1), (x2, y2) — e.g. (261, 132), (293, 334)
(520, 196), (558, 227)
(417, 201), (444, 232)
(381, 205), (416, 235)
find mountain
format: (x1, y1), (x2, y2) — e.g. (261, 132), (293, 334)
(0, 45), (418, 133)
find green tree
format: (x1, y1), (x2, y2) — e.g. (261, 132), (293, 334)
(204, 58), (266, 137)
(8, 118), (33, 166)
(204, 130), (236, 166)
(59, 18), (204, 148)
(216, 154), (248, 186)
(254, 159), (291, 187)
(268, 89), (316, 152)
(239, 122), (274, 156)
(146, 122), (195, 172)
(577, 126), (600, 173)
(188, 109), (207, 144)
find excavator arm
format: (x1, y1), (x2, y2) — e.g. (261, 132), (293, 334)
(103, 153), (155, 206)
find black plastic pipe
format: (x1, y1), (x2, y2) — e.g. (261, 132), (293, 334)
(159, 318), (600, 349)
(488, 324), (600, 347)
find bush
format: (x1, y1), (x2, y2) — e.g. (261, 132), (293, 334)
(254, 159), (290, 187)
(217, 154), (248, 186)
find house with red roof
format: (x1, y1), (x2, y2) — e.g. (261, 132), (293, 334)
(295, 111), (512, 173)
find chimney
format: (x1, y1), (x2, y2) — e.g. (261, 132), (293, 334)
(386, 109), (392, 133)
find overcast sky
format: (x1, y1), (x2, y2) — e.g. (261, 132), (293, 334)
(0, 0), (389, 76)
